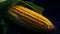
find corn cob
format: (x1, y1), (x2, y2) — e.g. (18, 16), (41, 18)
(8, 5), (55, 31)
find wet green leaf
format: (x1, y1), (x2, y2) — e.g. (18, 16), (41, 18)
(26, 2), (44, 14)
(0, 0), (6, 2)
(0, 0), (18, 20)
(18, 1), (44, 14)
(0, 19), (9, 34)
(3, 26), (9, 34)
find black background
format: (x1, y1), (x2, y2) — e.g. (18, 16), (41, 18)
(35, 0), (60, 34)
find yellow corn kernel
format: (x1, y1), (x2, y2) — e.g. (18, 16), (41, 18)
(9, 5), (55, 30)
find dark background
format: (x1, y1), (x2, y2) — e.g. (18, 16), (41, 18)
(5, 0), (59, 34)
(35, 0), (60, 34)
